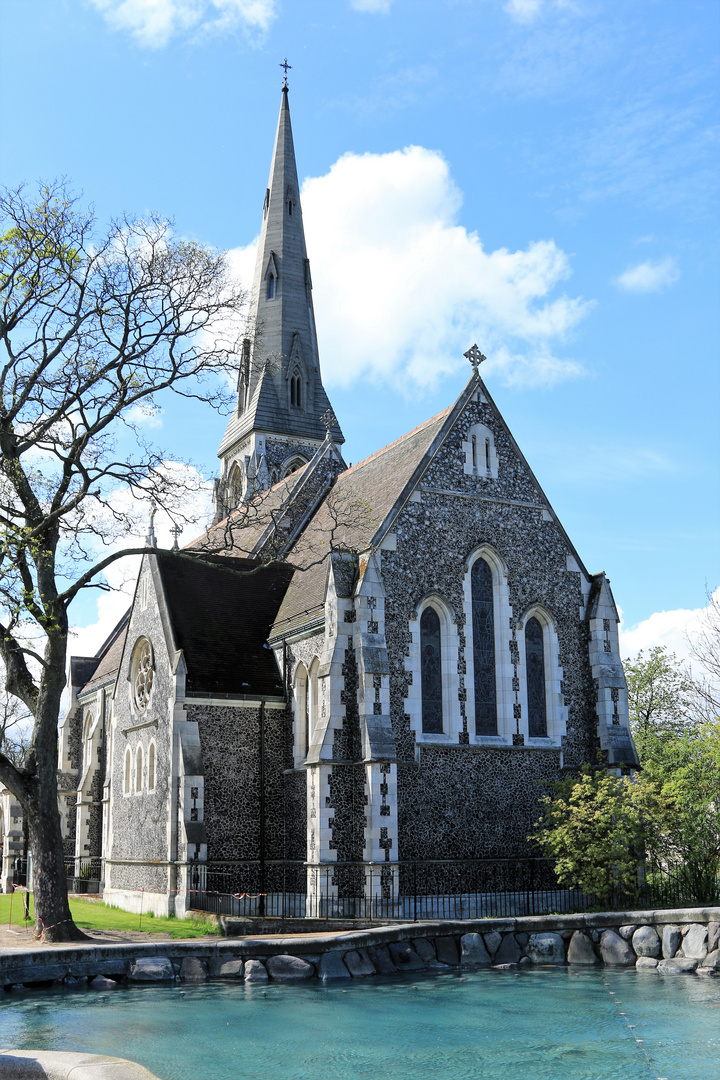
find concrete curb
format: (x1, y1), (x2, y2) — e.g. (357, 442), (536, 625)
(0, 1050), (161, 1079)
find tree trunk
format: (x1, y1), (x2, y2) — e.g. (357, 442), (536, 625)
(27, 786), (87, 942)
(26, 630), (87, 943)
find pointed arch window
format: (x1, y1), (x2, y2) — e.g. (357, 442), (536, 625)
(148, 741), (156, 792)
(294, 664), (309, 764)
(525, 616), (547, 737)
(267, 273), (276, 300)
(308, 658), (320, 746)
(290, 368), (302, 408)
(135, 745), (143, 793)
(420, 607), (443, 733)
(124, 748), (131, 795)
(472, 559), (497, 735)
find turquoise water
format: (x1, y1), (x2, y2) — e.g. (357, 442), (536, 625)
(0, 968), (718, 1080)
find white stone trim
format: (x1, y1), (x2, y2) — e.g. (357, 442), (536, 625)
(517, 604), (568, 747)
(462, 422), (499, 480)
(405, 593), (462, 744)
(463, 546), (514, 745)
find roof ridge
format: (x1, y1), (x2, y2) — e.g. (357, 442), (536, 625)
(340, 405), (453, 478)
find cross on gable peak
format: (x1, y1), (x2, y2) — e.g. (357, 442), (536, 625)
(464, 344), (486, 374)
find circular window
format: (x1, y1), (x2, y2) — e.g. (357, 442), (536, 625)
(132, 638), (154, 712)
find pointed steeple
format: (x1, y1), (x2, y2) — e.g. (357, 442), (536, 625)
(215, 83), (344, 518)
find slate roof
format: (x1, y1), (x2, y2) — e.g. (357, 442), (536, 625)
(188, 465), (310, 559)
(155, 554), (293, 697)
(270, 407), (452, 636)
(75, 613), (130, 696)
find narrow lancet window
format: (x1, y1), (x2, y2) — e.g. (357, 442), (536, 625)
(485, 438), (491, 474)
(420, 607), (443, 733)
(471, 434), (477, 471)
(290, 370), (302, 408)
(472, 559), (497, 735)
(267, 274), (275, 300)
(526, 616), (547, 737)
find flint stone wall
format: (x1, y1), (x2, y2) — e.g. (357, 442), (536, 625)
(379, 392), (599, 861)
(107, 574), (173, 893)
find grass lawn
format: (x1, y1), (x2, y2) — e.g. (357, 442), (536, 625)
(0, 893), (219, 938)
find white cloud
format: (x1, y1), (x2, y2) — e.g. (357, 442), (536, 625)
(349, 0), (391, 11)
(619, 588), (720, 668)
(239, 145), (587, 391)
(615, 257), (680, 294)
(90, 0), (275, 48)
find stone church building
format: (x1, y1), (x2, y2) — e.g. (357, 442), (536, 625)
(56, 85), (638, 917)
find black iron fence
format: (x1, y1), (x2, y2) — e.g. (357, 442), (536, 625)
(184, 859), (593, 920)
(65, 857), (103, 893)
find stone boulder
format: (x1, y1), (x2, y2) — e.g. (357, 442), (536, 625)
(702, 949), (720, 971)
(459, 933), (491, 966)
(266, 955), (314, 980)
(482, 931), (502, 959)
(367, 945), (396, 974)
(635, 957), (658, 970)
(632, 926), (660, 958)
(412, 938), (437, 963)
(343, 949), (375, 977)
(90, 975), (118, 989)
(494, 934), (522, 966)
(435, 936), (459, 966)
(657, 957), (698, 975)
(526, 933), (565, 965)
(662, 925), (682, 959)
(180, 957), (207, 982)
(681, 924), (708, 961)
(599, 931), (635, 966)
(388, 942), (424, 970)
(318, 953), (351, 980)
(128, 957), (174, 982)
(567, 931), (598, 965)
(618, 925), (638, 940)
(708, 921), (720, 953)
(244, 959), (268, 981)
(210, 958), (244, 978)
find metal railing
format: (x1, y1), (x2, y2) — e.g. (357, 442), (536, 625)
(65, 857), (103, 893)
(184, 858), (593, 921)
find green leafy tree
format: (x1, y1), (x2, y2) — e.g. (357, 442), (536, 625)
(531, 765), (650, 906)
(533, 640), (720, 907)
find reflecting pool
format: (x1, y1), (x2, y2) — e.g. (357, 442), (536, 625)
(1, 967), (718, 1080)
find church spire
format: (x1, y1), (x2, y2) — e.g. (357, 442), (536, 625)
(215, 79), (344, 518)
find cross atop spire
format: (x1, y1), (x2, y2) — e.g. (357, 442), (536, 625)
(280, 57), (291, 90)
(464, 343), (486, 375)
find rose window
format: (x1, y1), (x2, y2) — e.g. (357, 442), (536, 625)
(132, 639), (154, 711)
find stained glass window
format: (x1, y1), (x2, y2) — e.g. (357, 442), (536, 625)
(420, 607), (443, 733)
(526, 616), (547, 737)
(472, 559), (497, 735)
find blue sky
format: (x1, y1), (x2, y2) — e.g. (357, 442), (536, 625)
(2, 0), (718, 655)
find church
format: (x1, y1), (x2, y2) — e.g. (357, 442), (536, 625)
(54, 82), (638, 917)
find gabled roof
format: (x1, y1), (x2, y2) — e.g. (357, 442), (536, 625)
(74, 611), (130, 697)
(271, 407), (452, 636)
(154, 554), (293, 698)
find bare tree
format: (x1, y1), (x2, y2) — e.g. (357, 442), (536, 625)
(687, 587), (720, 718)
(0, 181), (248, 939)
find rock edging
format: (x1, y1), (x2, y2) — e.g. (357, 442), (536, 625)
(1, 908), (718, 991)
